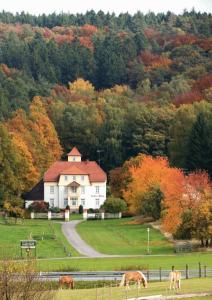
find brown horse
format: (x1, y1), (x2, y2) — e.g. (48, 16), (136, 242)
(169, 271), (181, 290)
(59, 275), (74, 289)
(120, 271), (148, 290)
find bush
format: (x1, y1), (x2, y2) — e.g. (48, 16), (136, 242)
(65, 205), (70, 210)
(87, 208), (99, 213)
(121, 211), (135, 218)
(79, 205), (83, 214)
(49, 207), (60, 213)
(101, 197), (127, 213)
(28, 201), (49, 213)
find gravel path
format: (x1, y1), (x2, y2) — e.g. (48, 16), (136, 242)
(62, 220), (105, 257)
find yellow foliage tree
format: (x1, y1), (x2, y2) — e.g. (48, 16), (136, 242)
(69, 78), (95, 94)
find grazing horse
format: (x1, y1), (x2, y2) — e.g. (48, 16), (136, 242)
(169, 271), (181, 290)
(59, 275), (74, 289)
(120, 271), (148, 290)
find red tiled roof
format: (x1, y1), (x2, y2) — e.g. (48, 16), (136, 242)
(44, 161), (106, 182)
(68, 147), (81, 156)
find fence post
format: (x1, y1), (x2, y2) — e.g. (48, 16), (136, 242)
(101, 212), (105, 220)
(119, 212), (122, 219)
(147, 270), (150, 282)
(159, 267), (162, 282)
(65, 210), (69, 221)
(48, 211), (51, 220)
(204, 265), (207, 277)
(199, 262), (201, 278)
(83, 211), (87, 220)
(30, 212), (34, 219)
(186, 264), (188, 279)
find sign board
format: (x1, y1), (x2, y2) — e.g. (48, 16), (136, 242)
(20, 240), (36, 249)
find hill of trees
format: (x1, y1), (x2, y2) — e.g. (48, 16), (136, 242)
(0, 10), (211, 231)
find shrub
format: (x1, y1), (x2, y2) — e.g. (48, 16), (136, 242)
(79, 205), (83, 214)
(101, 197), (127, 213)
(49, 207), (60, 213)
(28, 201), (49, 213)
(65, 205), (70, 210)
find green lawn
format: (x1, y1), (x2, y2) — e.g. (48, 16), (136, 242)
(0, 218), (79, 259)
(55, 278), (212, 300)
(77, 218), (173, 255)
(37, 253), (212, 272)
(69, 213), (83, 220)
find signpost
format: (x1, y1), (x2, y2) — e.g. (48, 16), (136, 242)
(20, 240), (36, 258)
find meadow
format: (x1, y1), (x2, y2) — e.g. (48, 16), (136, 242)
(37, 253), (212, 272)
(0, 218), (79, 259)
(77, 218), (173, 255)
(55, 278), (212, 300)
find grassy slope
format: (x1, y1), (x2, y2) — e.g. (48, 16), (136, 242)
(77, 218), (173, 255)
(55, 278), (212, 300)
(38, 253), (212, 271)
(0, 219), (79, 258)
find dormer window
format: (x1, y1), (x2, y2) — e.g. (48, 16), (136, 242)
(65, 175), (68, 181)
(73, 175), (76, 181)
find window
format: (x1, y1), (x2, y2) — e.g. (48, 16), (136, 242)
(95, 186), (99, 194)
(64, 198), (68, 207)
(95, 199), (99, 207)
(81, 175), (84, 181)
(81, 199), (85, 206)
(73, 175), (76, 181)
(71, 198), (78, 206)
(65, 175), (68, 181)
(71, 186), (77, 193)
(50, 198), (54, 207)
(73, 157), (76, 161)
(64, 187), (68, 194)
(81, 186), (85, 194)
(50, 186), (54, 194)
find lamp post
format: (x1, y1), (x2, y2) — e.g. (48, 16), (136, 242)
(147, 227), (150, 254)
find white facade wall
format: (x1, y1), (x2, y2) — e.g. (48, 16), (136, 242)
(44, 175), (106, 210)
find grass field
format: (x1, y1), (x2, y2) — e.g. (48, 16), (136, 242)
(0, 218), (79, 258)
(55, 278), (212, 300)
(77, 219), (173, 255)
(37, 252), (212, 271)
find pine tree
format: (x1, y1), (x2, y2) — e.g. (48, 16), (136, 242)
(186, 112), (212, 176)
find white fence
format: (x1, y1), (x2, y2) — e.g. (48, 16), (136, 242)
(83, 212), (122, 220)
(31, 211), (69, 221)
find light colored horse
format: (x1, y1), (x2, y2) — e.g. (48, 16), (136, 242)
(120, 271), (148, 290)
(169, 271), (181, 290)
(59, 275), (74, 289)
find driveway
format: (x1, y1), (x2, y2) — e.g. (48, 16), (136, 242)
(62, 220), (105, 257)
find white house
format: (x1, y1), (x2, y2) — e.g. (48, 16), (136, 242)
(25, 147), (107, 211)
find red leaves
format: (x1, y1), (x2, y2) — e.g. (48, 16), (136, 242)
(140, 51), (172, 71)
(174, 91), (202, 106)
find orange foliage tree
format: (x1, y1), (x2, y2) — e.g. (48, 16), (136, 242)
(6, 96), (62, 191)
(123, 155), (185, 233)
(140, 51), (172, 71)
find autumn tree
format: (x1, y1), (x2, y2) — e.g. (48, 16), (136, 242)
(123, 155), (185, 233)
(0, 124), (22, 204)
